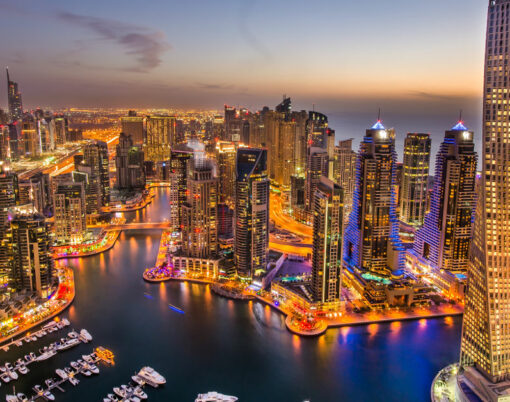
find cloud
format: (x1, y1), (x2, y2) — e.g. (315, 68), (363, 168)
(196, 82), (236, 91)
(58, 12), (171, 72)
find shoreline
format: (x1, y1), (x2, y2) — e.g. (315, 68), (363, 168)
(53, 230), (121, 260)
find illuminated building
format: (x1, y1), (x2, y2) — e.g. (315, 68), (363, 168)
(6, 68), (23, 122)
(408, 124), (476, 277)
(21, 113), (40, 157)
(333, 139), (357, 224)
(399, 133), (431, 229)
(115, 133), (145, 190)
(121, 111), (144, 145)
(216, 141), (236, 204)
(0, 168), (18, 288)
(54, 115), (69, 146)
(454, 1), (510, 397)
(305, 147), (328, 211)
(6, 123), (20, 160)
(311, 177), (343, 304)
(144, 115), (176, 162)
(9, 205), (54, 297)
(170, 145), (193, 231)
(37, 117), (53, 152)
(76, 141), (110, 214)
(19, 173), (52, 216)
(234, 148), (269, 280)
(343, 121), (404, 277)
(181, 154), (219, 263)
(53, 181), (87, 245)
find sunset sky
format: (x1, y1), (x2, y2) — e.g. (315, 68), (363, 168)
(0, 0), (487, 151)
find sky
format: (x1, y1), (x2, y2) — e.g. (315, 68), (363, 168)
(0, 0), (488, 154)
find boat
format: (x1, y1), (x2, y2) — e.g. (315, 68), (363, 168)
(35, 349), (56, 361)
(113, 387), (127, 398)
(43, 391), (55, 401)
(42, 321), (57, 330)
(5, 395), (18, 402)
(70, 361), (81, 370)
(56, 369), (68, 380)
(0, 372), (11, 383)
(35, 332), (44, 338)
(62, 318), (70, 326)
(195, 392), (239, 402)
(14, 340), (22, 347)
(107, 394), (119, 401)
(88, 364), (100, 374)
(81, 369), (92, 377)
(33, 385), (43, 395)
(67, 331), (79, 339)
(131, 375), (145, 386)
(17, 393), (28, 402)
(134, 387), (148, 399)
(45, 378), (55, 387)
(30, 336), (37, 342)
(64, 367), (74, 376)
(82, 354), (94, 363)
(1, 345), (9, 352)
(137, 366), (166, 385)
(56, 338), (80, 351)
(69, 377), (80, 386)
(79, 329), (93, 343)
(130, 397), (141, 402)
(17, 364), (28, 375)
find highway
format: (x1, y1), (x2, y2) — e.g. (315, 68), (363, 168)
(104, 222), (172, 231)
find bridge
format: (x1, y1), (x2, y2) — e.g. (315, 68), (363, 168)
(104, 222), (172, 231)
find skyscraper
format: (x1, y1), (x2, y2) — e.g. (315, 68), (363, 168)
(81, 141), (110, 212)
(54, 115), (69, 146)
(305, 147), (329, 211)
(216, 141), (237, 204)
(343, 121), (404, 277)
(6, 68), (23, 122)
(21, 113), (40, 157)
(169, 145), (194, 231)
(457, 0), (510, 394)
(115, 133), (145, 190)
(144, 116), (175, 162)
(121, 111), (144, 145)
(234, 148), (269, 280)
(399, 133), (431, 228)
(0, 168), (18, 289)
(53, 181), (87, 245)
(334, 139), (357, 223)
(181, 156), (219, 259)
(408, 125), (477, 275)
(311, 177), (343, 305)
(9, 205), (54, 297)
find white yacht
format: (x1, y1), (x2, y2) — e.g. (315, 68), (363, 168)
(195, 392), (239, 402)
(137, 366), (166, 385)
(57, 338), (80, 351)
(35, 349), (56, 361)
(56, 368), (68, 380)
(79, 329), (93, 343)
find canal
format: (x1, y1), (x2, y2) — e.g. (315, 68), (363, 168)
(0, 188), (462, 401)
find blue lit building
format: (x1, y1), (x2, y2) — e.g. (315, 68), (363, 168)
(343, 121), (404, 278)
(407, 122), (477, 275)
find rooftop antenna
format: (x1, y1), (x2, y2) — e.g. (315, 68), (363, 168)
(312, 103), (315, 112)
(459, 109), (463, 122)
(377, 108), (382, 122)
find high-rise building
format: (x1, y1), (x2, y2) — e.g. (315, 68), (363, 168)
(53, 181), (87, 244)
(121, 111), (144, 145)
(169, 145), (194, 231)
(334, 139), (357, 223)
(21, 113), (40, 157)
(343, 121), (404, 276)
(456, 1), (510, 394)
(399, 133), (431, 228)
(144, 116), (176, 162)
(181, 156), (219, 259)
(115, 133), (145, 190)
(9, 205), (54, 296)
(408, 125), (476, 275)
(216, 141), (237, 204)
(0, 168), (18, 288)
(6, 68), (23, 122)
(54, 115), (69, 146)
(311, 177), (343, 304)
(305, 147), (329, 211)
(234, 148), (269, 280)
(76, 141), (110, 214)
(18, 173), (52, 216)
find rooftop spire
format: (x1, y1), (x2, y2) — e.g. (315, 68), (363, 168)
(5, 67), (9, 84)
(371, 108), (385, 130)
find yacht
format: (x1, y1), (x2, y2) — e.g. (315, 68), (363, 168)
(107, 393), (119, 401)
(43, 391), (55, 401)
(113, 387), (127, 398)
(137, 366), (166, 385)
(88, 363), (100, 374)
(35, 349), (56, 361)
(79, 329), (93, 343)
(5, 395), (18, 402)
(57, 338), (80, 351)
(131, 375), (145, 386)
(17, 393), (29, 402)
(82, 354), (94, 363)
(67, 330), (79, 339)
(69, 376), (80, 386)
(62, 318), (70, 326)
(130, 397), (141, 402)
(17, 363), (28, 375)
(33, 385), (44, 395)
(56, 368), (68, 380)
(0, 372), (11, 383)
(134, 387), (148, 399)
(70, 361), (81, 370)
(5, 363), (18, 380)
(64, 367), (74, 376)
(45, 378), (55, 387)
(195, 392), (239, 402)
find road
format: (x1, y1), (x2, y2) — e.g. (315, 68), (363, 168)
(270, 192), (312, 243)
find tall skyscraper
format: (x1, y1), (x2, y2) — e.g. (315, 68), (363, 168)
(9, 205), (54, 297)
(0, 168), (18, 289)
(115, 133), (145, 190)
(169, 145), (194, 231)
(234, 148), (269, 280)
(181, 156), (219, 259)
(6, 68), (23, 122)
(343, 121), (404, 276)
(399, 133), (431, 228)
(334, 139), (357, 223)
(409, 125), (477, 274)
(21, 113), (40, 157)
(305, 147), (329, 211)
(121, 111), (144, 145)
(311, 177), (343, 304)
(144, 115), (176, 162)
(216, 141), (237, 204)
(54, 115), (69, 146)
(457, 1), (510, 394)
(53, 181), (87, 245)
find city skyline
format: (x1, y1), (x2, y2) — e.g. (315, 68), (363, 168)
(0, 1), (486, 144)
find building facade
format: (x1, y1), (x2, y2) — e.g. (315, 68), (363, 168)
(115, 132), (145, 190)
(144, 115), (176, 162)
(6, 68), (22, 122)
(53, 181), (87, 245)
(333, 139), (357, 224)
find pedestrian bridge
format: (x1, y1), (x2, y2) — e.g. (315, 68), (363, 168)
(104, 222), (172, 231)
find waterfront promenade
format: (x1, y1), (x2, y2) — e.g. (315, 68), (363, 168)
(53, 230), (121, 260)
